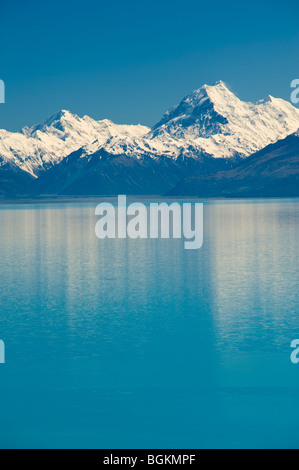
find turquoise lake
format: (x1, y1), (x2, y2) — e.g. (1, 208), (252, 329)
(0, 198), (298, 448)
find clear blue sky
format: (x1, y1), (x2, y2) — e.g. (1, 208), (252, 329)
(0, 0), (298, 131)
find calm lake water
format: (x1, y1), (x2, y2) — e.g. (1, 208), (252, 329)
(0, 198), (298, 448)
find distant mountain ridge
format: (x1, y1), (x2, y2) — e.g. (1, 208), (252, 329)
(1, 81), (299, 197)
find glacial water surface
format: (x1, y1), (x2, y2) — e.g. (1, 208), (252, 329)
(0, 198), (298, 448)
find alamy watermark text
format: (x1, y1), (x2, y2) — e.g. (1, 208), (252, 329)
(0, 80), (5, 103)
(290, 79), (299, 104)
(95, 195), (203, 250)
(0, 340), (5, 363)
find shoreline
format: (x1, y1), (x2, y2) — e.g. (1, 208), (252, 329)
(0, 195), (299, 205)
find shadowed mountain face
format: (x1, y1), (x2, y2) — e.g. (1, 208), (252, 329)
(168, 132), (299, 197)
(35, 149), (233, 196)
(0, 160), (34, 198)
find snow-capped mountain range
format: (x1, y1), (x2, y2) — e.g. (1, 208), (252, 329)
(0, 111), (149, 176)
(1, 81), (299, 196)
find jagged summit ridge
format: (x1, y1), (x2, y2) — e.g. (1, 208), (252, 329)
(22, 109), (79, 136)
(0, 111), (149, 176)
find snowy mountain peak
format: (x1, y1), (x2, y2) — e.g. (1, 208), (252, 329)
(204, 81), (240, 105)
(151, 81), (233, 139)
(22, 109), (82, 137)
(153, 81), (232, 128)
(149, 81), (299, 151)
(181, 81), (235, 106)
